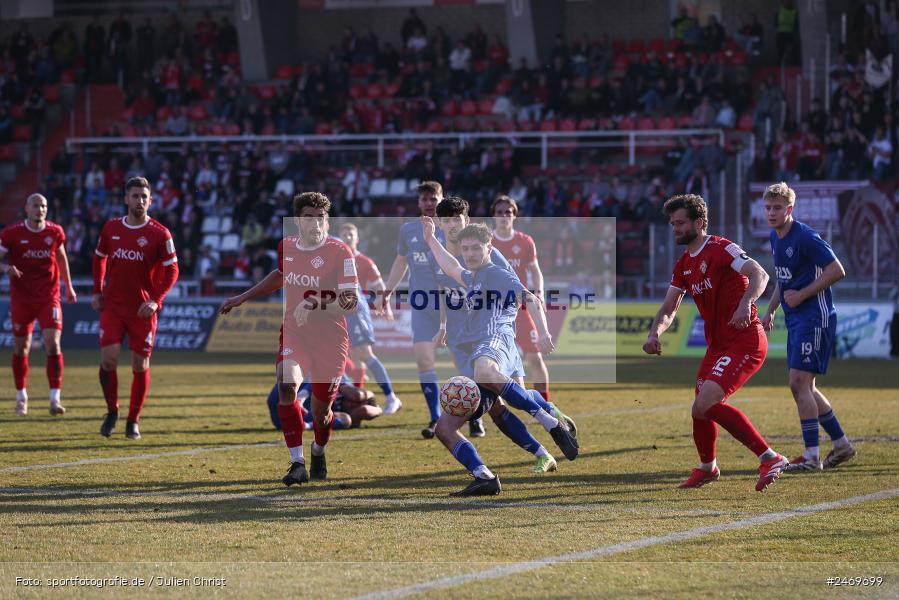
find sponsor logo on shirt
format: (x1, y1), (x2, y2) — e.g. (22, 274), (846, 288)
(284, 272), (320, 287)
(112, 236), (121, 240)
(311, 256), (324, 269)
(22, 249), (52, 259)
(19, 239), (28, 244)
(343, 258), (356, 277)
(690, 277), (713, 296)
(683, 269), (693, 275)
(774, 266), (793, 280)
(412, 251), (429, 264)
(113, 248), (145, 261)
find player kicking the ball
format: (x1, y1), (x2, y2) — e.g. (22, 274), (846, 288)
(643, 194), (788, 492)
(422, 217), (578, 496)
(220, 192), (358, 486)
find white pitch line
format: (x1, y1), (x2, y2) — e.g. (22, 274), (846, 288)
(350, 487), (899, 600)
(0, 428), (418, 474)
(0, 486), (732, 517)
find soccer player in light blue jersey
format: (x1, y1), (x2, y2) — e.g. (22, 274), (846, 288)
(381, 181), (445, 438)
(761, 182), (856, 471)
(422, 216), (578, 496)
(431, 196), (576, 476)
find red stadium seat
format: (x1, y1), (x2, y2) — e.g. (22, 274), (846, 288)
(275, 65), (294, 80)
(366, 82), (383, 98)
(122, 125), (137, 137)
(667, 38), (682, 52)
(257, 84), (276, 100)
(613, 54), (630, 71)
(384, 81), (401, 96)
(618, 117), (635, 130)
(627, 39), (645, 54)
(454, 116), (475, 131)
(14, 124), (31, 142)
(441, 99), (458, 117)
(60, 69), (76, 83)
(611, 40), (627, 54)
(638, 116), (656, 130)
(657, 116), (675, 130)
(0, 144), (16, 161)
(427, 119), (444, 133)
(156, 106), (172, 121)
(540, 119), (557, 132)
(121, 108), (134, 121)
(224, 122), (241, 135)
(648, 39), (665, 54)
(478, 97), (494, 114)
(350, 84), (366, 99)
(578, 118), (597, 130)
(210, 123), (225, 136)
(315, 122), (332, 134)
(560, 118), (577, 131)
(189, 104), (209, 121)
(44, 85), (61, 103)
(737, 112), (754, 131)
(729, 51), (748, 66)
(350, 63), (373, 78)
(677, 114), (694, 128)
(460, 100), (477, 116)
(9, 104), (25, 120)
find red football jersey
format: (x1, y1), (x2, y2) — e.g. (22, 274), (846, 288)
(279, 236), (358, 338)
(95, 217), (177, 310)
(353, 250), (382, 294)
(0, 220), (65, 301)
(670, 235), (758, 348)
(491, 230), (537, 286)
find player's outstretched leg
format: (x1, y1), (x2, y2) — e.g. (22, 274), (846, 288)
(435, 413), (500, 496)
(493, 379), (578, 460)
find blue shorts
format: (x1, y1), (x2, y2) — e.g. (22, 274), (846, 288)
(346, 308), (376, 347)
(455, 333), (524, 380)
(787, 320), (836, 374)
(410, 305), (441, 343)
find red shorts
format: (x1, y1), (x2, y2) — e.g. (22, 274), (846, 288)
(100, 309), (157, 357)
(515, 308), (540, 353)
(695, 325), (767, 400)
(10, 299), (62, 336)
(278, 327), (348, 404)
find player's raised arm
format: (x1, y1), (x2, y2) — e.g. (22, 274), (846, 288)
(219, 269), (283, 314)
(55, 245), (77, 303)
(421, 216), (465, 285)
(644, 285), (686, 355)
(728, 258), (769, 329)
(782, 258), (845, 309)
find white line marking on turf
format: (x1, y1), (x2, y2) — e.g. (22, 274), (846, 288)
(349, 487), (899, 600)
(0, 428), (417, 473)
(0, 486), (734, 517)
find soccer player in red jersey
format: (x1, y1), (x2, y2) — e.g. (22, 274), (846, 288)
(490, 195), (550, 402)
(92, 177), (179, 440)
(0, 194), (76, 416)
(220, 192), (359, 486)
(643, 194), (788, 492)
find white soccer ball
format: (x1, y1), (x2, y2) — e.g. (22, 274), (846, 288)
(439, 376), (481, 418)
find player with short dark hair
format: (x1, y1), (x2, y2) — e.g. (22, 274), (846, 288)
(760, 182), (856, 470)
(422, 216), (578, 496)
(220, 191), (359, 486)
(490, 195), (551, 403)
(643, 194), (788, 491)
(0, 193), (77, 416)
(338, 222), (402, 415)
(381, 181), (445, 438)
(93, 177), (179, 440)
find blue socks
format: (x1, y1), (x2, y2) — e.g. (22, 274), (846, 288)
(527, 388), (555, 414)
(419, 369), (441, 421)
(451, 439), (485, 473)
(800, 417), (819, 449)
(491, 408), (541, 454)
(819, 410), (845, 441)
(499, 380), (543, 415)
(366, 356), (394, 396)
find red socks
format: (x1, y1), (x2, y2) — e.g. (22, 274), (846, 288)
(278, 401), (303, 448)
(313, 414), (333, 448)
(692, 417), (718, 463)
(538, 388), (550, 403)
(100, 367), (119, 412)
(12, 354), (28, 390)
(704, 402), (769, 456)
(128, 370), (150, 422)
(46, 353), (63, 389)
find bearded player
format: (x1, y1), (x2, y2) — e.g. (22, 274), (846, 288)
(93, 177), (179, 440)
(0, 193), (77, 415)
(643, 194), (788, 492)
(220, 192), (358, 486)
